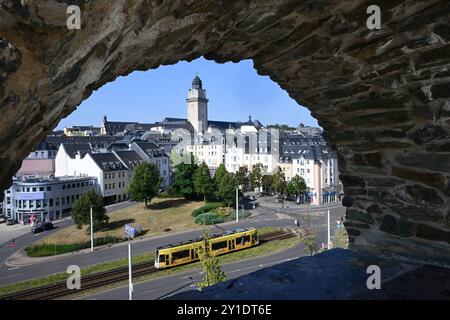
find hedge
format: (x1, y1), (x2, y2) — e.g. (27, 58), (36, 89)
(191, 202), (224, 217)
(25, 236), (123, 257)
(194, 212), (225, 225)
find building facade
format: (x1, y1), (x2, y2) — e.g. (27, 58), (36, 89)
(2, 176), (98, 223)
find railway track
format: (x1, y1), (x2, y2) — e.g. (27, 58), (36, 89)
(0, 230), (295, 300)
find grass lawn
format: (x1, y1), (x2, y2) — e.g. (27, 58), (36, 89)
(35, 198), (204, 247)
(0, 227), (299, 298)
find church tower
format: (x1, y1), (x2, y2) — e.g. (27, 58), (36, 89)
(187, 75), (208, 133)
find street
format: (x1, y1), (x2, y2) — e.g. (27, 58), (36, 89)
(0, 201), (345, 288)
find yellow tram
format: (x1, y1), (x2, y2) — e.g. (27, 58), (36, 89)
(154, 228), (259, 269)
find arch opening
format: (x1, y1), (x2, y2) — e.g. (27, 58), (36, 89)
(1, 1), (450, 266)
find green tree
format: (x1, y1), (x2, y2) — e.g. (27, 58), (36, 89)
(287, 175), (307, 201)
(127, 162), (161, 209)
(213, 163), (228, 197)
(194, 162), (214, 204)
(303, 230), (319, 256)
(235, 166), (249, 190)
(198, 231), (227, 290)
(172, 161), (199, 200)
(71, 189), (108, 231)
(218, 171), (237, 207)
(272, 167), (287, 196)
(262, 174), (274, 194)
(249, 163), (263, 192)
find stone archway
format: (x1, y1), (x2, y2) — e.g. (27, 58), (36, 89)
(1, 0), (449, 265)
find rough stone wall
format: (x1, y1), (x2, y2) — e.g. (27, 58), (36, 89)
(1, 0), (449, 264)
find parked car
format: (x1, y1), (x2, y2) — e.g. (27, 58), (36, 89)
(0, 215), (5, 224)
(6, 219), (17, 226)
(32, 222), (54, 234)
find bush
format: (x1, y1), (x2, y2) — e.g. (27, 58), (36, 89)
(191, 202), (224, 217)
(194, 212), (225, 225)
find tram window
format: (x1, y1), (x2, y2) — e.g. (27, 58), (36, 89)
(172, 249), (190, 260)
(159, 254), (166, 263)
(212, 241), (227, 251)
(238, 235), (251, 245)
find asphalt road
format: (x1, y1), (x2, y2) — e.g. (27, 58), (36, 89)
(0, 202), (345, 287)
(81, 225), (333, 300)
(0, 201), (136, 282)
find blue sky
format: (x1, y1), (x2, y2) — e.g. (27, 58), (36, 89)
(56, 57), (318, 129)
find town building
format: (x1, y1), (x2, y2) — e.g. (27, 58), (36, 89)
(63, 125), (101, 136)
(16, 140), (59, 178)
(130, 141), (171, 187)
(2, 176), (98, 224)
(278, 133), (341, 205)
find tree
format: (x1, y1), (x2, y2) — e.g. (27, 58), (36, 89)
(172, 161), (199, 200)
(272, 167), (287, 196)
(127, 162), (161, 209)
(262, 174), (274, 194)
(218, 171), (237, 207)
(194, 162), (214, 204)
(71, 189), (108, 231)
(249, 163), (263, 192)
(198, 231), (227, 290)
(303, 230), (319, 256)
(235, 166), (249, 190)
(287, 175), (307, 201)
(213, 163), (228, 198)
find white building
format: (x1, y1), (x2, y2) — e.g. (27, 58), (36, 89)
(55, 144), (129, 205)
(2, 176), (98, 223)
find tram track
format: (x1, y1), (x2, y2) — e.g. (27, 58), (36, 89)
(0, 229), (296, 300)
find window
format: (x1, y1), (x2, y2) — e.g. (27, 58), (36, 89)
(172, 249), (190, 260)
(47, 186), (51, 191)
(62, 184), (66, 189)
(32, 187), (36, 192)
(211, 241), (227, 251)
(237, 235), (251, 245)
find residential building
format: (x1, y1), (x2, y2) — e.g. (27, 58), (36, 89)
(130, 141), (171, 187)
(63, 125), (101, 136)
(16, 140), (59, 178)
(278, 133), (341, 204)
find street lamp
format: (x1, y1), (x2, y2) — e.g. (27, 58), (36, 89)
(235, 187), (239, 223)
(90, 206), (94, 252)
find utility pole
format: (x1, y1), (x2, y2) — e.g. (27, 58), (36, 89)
(327, 209), (331, 250)
(90, 206), (94, 252)
(128, 242), (133, 300)
(236, 187), (239, 223)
